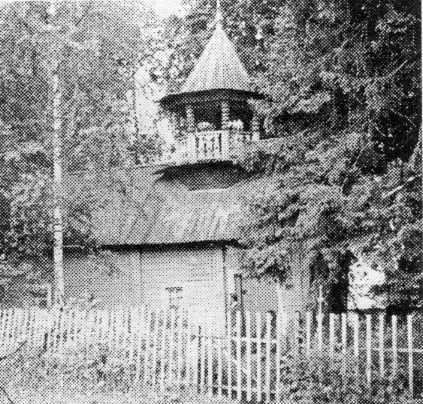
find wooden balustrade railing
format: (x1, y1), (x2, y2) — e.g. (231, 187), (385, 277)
(172, 130), (252, 163)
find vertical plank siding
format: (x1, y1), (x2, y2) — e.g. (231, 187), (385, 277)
(0, 307), (421, 400)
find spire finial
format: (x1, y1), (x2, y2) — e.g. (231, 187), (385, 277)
(215, 0), (223, 27)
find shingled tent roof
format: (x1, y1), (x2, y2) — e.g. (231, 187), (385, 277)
(160, 8), (262, 106)
(181, 23), (252, 94)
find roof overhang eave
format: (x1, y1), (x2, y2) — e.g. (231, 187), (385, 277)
(159, 88), (265, 107)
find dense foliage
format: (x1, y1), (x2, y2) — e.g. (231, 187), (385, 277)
(0, 1), (163, 281)
(164, 0), (421, 311)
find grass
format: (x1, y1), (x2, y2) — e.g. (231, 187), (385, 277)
(5, 384), (238, 404)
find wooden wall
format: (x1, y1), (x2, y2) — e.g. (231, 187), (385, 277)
(275, 244), (311, 323)
(224, 246), (278, 315)
(64, 250), (143, 307)
(140, 245), (226, 332)
(64, 245), (228, 332)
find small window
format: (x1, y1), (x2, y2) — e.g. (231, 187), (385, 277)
(28, 284), (52, 309)
(165, 287), (182, 309)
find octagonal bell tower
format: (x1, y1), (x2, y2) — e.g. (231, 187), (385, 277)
(160, 0), (263, 163)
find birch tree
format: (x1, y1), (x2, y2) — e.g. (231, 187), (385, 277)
(48, 0), (65, 306)
(0, 1), (163, 302)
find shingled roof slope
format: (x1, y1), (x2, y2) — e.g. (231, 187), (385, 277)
(66, 165), (265, 247)
(180, 24), (252, 94)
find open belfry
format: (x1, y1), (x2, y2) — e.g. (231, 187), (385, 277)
(159, 0), (263, 163)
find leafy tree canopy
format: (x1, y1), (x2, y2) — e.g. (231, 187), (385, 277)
(0, 0), (163, 279)
(166, 0), (421, 311)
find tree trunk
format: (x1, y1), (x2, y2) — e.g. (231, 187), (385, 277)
(52, 59), (65, 307)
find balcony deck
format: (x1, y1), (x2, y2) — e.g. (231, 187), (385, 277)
(159, 130), (257, 165)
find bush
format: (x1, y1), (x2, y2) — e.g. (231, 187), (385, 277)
(278, 351), (410, 404)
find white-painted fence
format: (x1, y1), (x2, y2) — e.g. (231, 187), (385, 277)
(0, 307), (421, 400)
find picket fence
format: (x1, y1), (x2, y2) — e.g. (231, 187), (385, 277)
(0, 307), (421, 401)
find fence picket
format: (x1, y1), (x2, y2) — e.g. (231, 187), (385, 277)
(379, 314), (384, 377)
(193, 324), (199, 392)
(185, 314), (191, 386)
(58, 310), (66, 354)
(169, 309), (175, 382)
(407, 315), (413, 396)
(305, 312), (311, 357)
(8, 309), (16, 350)
(151, 311), (159, 388)
(236, 311), (242, 401)
(177, 310), (183, 385)
(317, 309), (323, 352)
(341, 313), (347, 374)
(200, 324), (206, 394)
(246, 311), (252, 402)
(160, 310), (167, 391)
(276, 312), (281, 403)
(217, 336), (223, 399)
(0, 306), (420, 400)
(392, 315), (397, 377)
(265, 312), (271, 404)
(0, 310), (8, 352)
(207, 324), (213, 398)
(366, 314), (371, 385)
(21, 308), (29, 349)
(256, 312), (262, 403)
(141, 309), (151, 383)
(227, 311), (232, 399)
(329, 314), (335, 358)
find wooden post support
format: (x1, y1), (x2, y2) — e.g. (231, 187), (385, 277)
(251, 113), (259, 141)
(221, 101), (230, 130)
